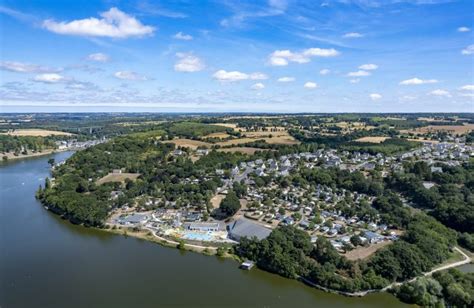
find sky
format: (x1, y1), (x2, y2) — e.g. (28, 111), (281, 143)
(0, 0), (473, 113)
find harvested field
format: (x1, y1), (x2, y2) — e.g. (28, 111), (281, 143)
(1, 129), (73, 137)
(344, 241), (392, 261)
(212, 123), (238, 129)
(217, 147), (267, 155)
(354, 136), (390, 143)
(401, 124), (474, 135)
(407, 138), (439, 144)
(216, 134), (298, 146)
(263, 135), (299, 145)
(96, 173), (141, 185)
(164, 139), (211, 149)
(204, 132), (232, 139)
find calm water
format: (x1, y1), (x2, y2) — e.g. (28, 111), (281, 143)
(0, 152), (407, 307)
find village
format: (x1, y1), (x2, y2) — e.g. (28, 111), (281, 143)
(105, 139), (473, 259)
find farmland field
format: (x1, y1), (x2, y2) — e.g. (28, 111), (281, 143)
(164, 139), (212, 149)
(1, 129), (73, 137)
(354, 136), (390, 143)
(401, 124), (474, 135)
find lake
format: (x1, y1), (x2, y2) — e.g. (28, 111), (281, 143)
(0, 151), (407, 307)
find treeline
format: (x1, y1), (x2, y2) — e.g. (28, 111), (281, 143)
(341, 139), (420, 155)
(0, 135), (62, 156)
(289, 129), (420, 155)
(162, 122), (230, 139)
(395, 269), (473, 307)
(387, 161), (474, 233)
(236, 212), (456, 293)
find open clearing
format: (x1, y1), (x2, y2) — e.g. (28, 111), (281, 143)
(401, 124), (474, 135)
(164, 139), (211, 149)
(210, 194), (226, 208)
(1, 129), (73, 137)
(354, 136), (390, 143)
(344, 241), (392, 261)
(96, 173), (141, 185)
(217, 147), (267, 155)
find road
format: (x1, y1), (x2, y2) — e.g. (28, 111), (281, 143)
(382, 246), (472, 292)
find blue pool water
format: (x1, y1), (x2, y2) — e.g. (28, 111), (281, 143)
(182, 232), (213, 241)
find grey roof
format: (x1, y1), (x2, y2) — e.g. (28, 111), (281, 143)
(228, 218), (272, 241)
(120, 213), (148, 224)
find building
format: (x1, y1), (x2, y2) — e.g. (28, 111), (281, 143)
(118, 213), (149, 225)
(186, 222), (220, 232)
(228, 218), (272, 241)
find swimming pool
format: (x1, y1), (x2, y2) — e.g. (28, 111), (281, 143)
(182, 232), (213, 241)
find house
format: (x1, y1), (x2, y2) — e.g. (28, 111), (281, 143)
(282, 216), (294, 225)
(196, 149), (209, 156)
(228, 218), (271, 241)
(363, 231), (383, 244)
(112, 169), (123, 174)
(431, 166), (443, 173)
(172, 149), (184, 156)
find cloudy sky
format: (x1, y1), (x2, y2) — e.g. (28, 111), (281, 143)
(0, 0), (473, 112)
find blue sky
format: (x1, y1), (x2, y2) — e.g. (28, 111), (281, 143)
(0, 0), (473, 112)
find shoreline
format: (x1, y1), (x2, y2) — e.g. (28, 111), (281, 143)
(97, 222), (473, 297)
(1, 148), (67, 162)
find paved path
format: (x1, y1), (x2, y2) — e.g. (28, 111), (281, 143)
(382, 246), (471, 291)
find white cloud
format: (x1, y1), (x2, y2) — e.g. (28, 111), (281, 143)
(268, 48), (339, 66)
(174, 53), (205, 72)
(249, 72), (268, 80)
(42, 7), (155, 38)
(114, 71), (147, 80)
(277, 76), (295, 82)
(358, 64), (378, 70)
(462, 44), (474, 55)
(460, 84), (474, 91)
(350, 79), (360, 84)
(429, 89), (451, 97)
(319, 69), (330, 75)
(173, 32), (193, 40)
(213, 70), (268, 82)
(304, 82), (318, 89)
(399, 77), (438, 85)
(33, 73), (67, 83)
(459, 93), (474, 98)
(251, 83), (265, 90)
(343, 32), (363, 38)
(1, 61), (61, 73)
(347, 70), (371, 77)
(369, 93), (382, 101)
(269, 0), (288, 10)
(303, 48), (340, 57)
(87, 53), (109, 62)
(458, 27), (470, 32)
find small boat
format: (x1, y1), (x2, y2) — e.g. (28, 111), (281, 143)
(240, 260), (255, 270)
